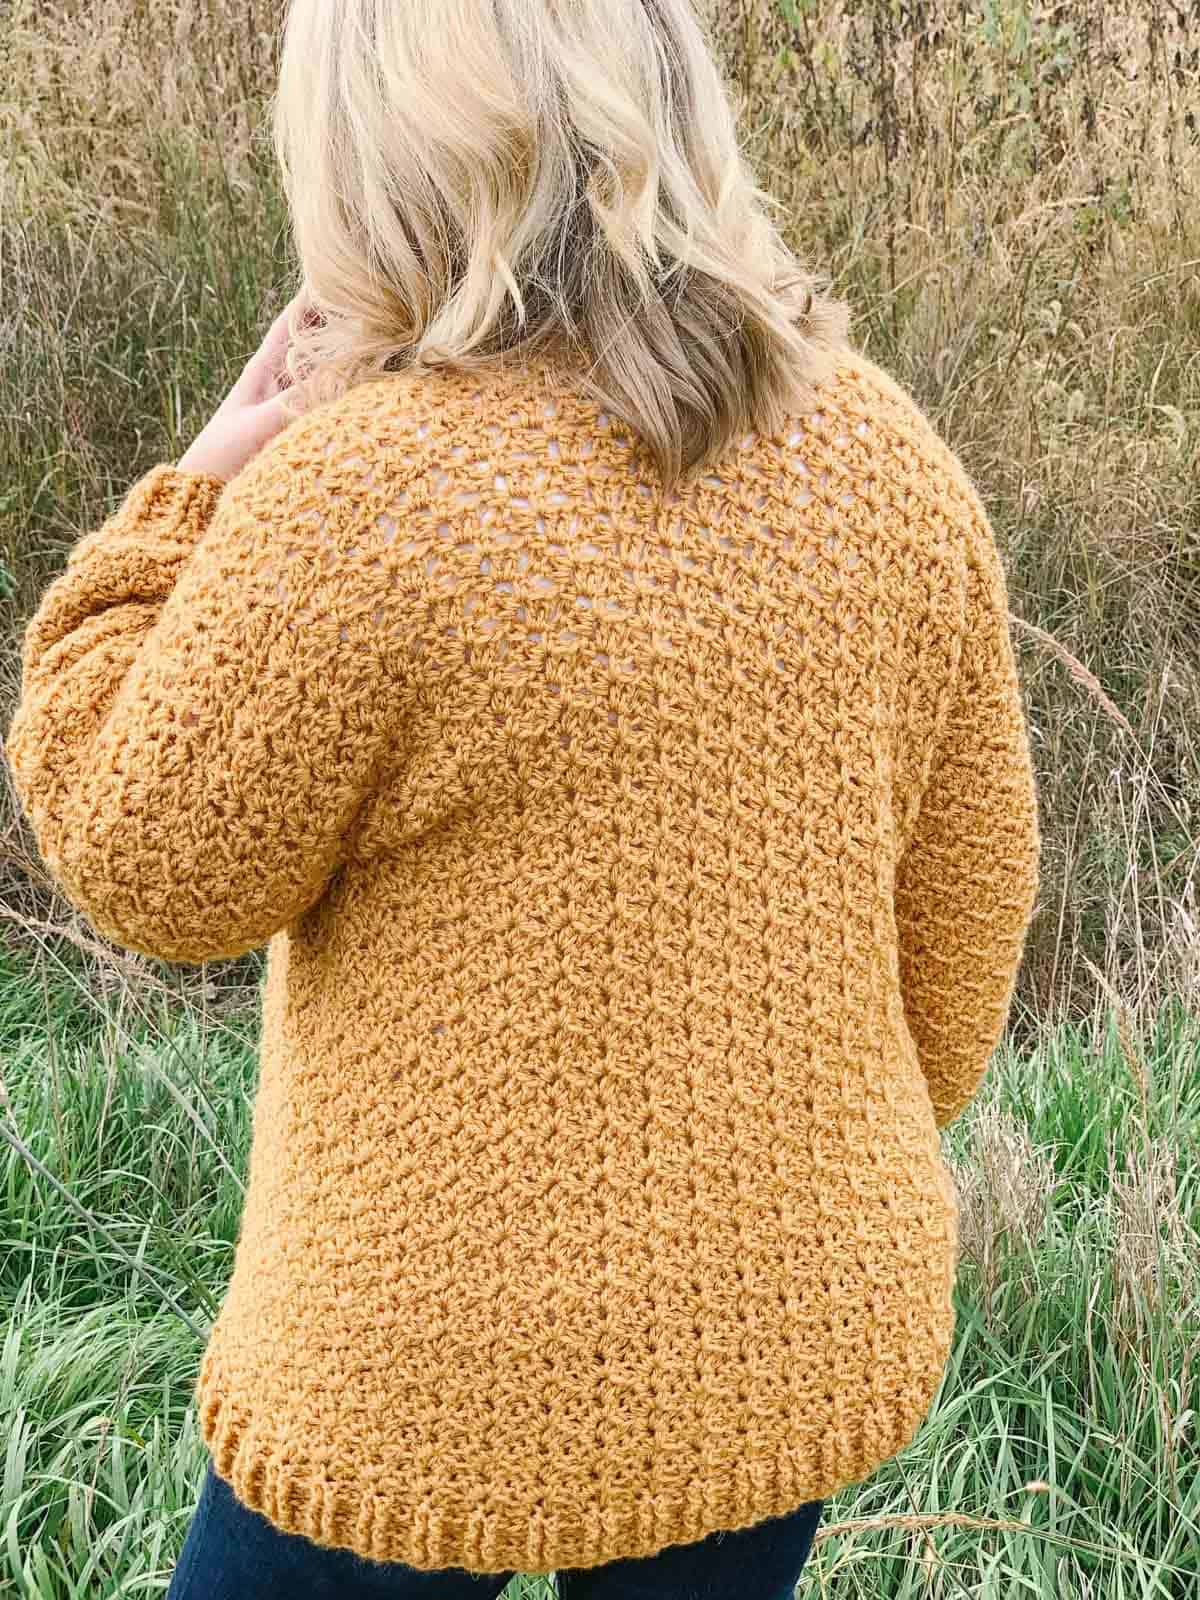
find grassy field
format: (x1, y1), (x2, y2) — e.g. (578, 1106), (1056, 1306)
(2, 943), (1196, 1596)
(1, 0), (1198, 1594)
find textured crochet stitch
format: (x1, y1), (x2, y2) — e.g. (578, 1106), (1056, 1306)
(4, 344), (1041, 1575)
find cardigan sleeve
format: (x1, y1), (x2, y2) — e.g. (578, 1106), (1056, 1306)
(3, 457), (403, 965)
(893, 506), (1042, 1131)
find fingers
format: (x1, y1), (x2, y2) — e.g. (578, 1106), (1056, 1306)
(234, 289), (315, 404)
(276, 290), (324, 391)
(252, 298), (301, 396)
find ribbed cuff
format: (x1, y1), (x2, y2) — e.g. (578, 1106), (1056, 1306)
(68, 463), (226, 568)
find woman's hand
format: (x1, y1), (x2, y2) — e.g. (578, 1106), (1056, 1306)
(177, 289), (318, 484)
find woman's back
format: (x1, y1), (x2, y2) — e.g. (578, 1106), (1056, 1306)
(5, 340), (1040, 1573)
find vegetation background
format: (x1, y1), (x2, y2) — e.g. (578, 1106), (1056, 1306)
(0, 0), (1197, 1593)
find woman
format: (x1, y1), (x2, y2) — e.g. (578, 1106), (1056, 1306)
(3, 0), (1042, 1596)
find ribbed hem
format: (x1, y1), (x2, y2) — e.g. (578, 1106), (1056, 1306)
(194, 1334), (949, 1576)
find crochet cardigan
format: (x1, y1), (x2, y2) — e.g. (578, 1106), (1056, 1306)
(4, 346), (1041, 1576)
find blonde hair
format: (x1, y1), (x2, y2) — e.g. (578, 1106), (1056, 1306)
(271, 0), (852, 493)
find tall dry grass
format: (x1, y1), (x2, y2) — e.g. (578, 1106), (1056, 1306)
(707, 0), (1200, 1041)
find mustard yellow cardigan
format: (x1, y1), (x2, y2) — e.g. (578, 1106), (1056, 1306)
(4, 347), (1040, 1574)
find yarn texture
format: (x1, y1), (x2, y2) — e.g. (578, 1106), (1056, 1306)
(4, 346), (1041, 1575)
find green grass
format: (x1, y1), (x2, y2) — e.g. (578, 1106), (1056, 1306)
(1, 939), (1197, 1597)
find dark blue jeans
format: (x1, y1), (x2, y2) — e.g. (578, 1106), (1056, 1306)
(167, 1457), (823, 1599)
